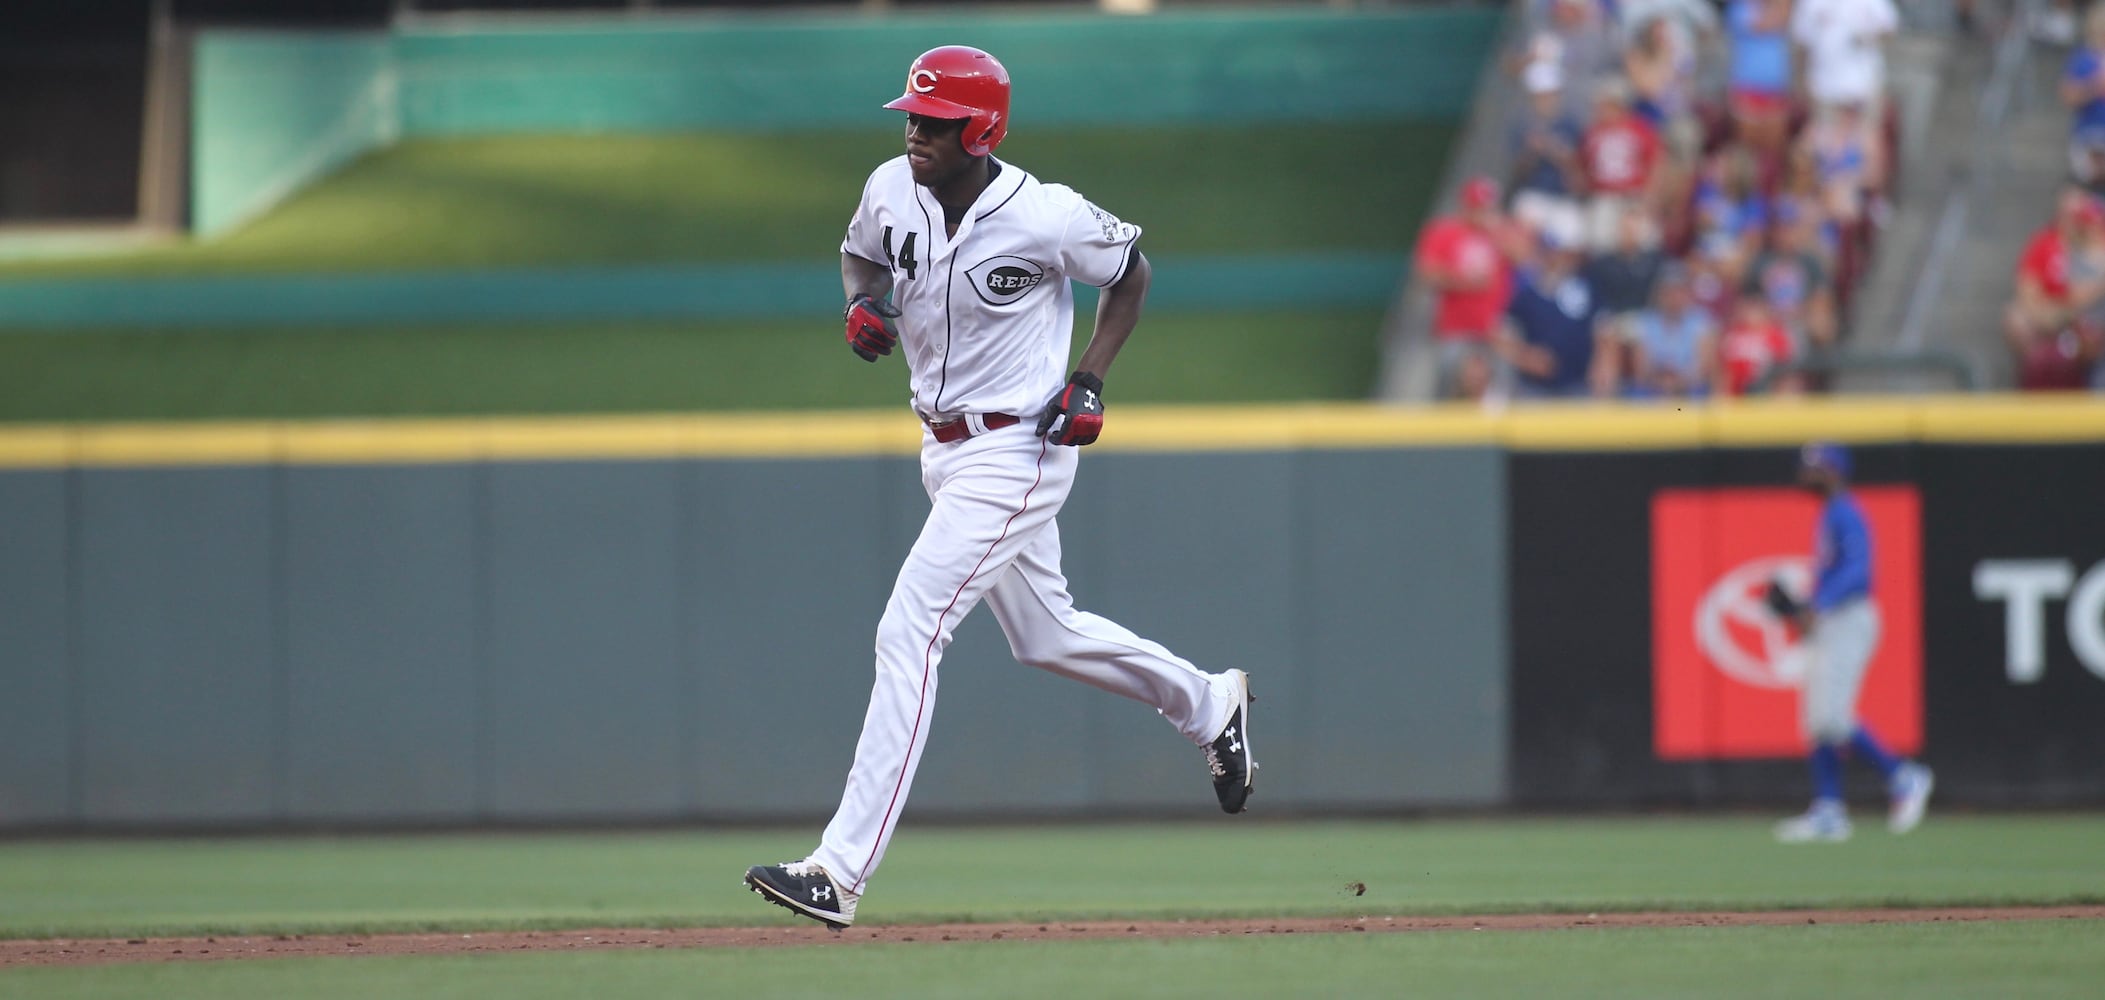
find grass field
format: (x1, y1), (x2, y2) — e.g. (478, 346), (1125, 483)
(7, 922), (2102, 1000)
(4, 817), (2100, 997)
(0, 122), (1457, 278)
(0, 308), (1383, 422)
(2, 817), (2101, 998)
(5, 816), (2102, 937)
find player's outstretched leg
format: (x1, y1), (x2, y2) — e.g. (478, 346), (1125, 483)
(981, 522), (1256, 811)
(764, 435), (1069, 920)
(1842, 723), (1933, 834)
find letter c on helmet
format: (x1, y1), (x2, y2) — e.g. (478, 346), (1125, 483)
(911, 69), (938, 94)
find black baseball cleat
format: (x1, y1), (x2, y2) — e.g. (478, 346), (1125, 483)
(744, 859), (858, 930)
(1204, 669), (1257, 813)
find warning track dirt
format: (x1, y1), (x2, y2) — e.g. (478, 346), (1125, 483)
(5, 906), (2100, 968)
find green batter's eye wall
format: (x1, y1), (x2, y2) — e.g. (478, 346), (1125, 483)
(191, 6), (1504, 236)
(2, 398), (2102, 830)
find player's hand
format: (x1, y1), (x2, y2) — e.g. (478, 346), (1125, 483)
(845, 293), (901, 361)
(1036, 371), (1105, 446)
(1762, 578), (1803, 619)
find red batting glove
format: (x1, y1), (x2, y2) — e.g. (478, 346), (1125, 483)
(845, 294), (900, 362)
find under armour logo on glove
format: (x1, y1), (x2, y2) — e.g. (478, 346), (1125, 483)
(1036, 371), (1106, 446)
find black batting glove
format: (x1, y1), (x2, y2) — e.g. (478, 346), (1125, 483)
(845, 293), (901, 361)
(1762, 578), (1803, 619)
(1036, 371), (1106, 446)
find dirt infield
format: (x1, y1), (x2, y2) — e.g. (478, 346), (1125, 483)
(5, 906), (2100, 968)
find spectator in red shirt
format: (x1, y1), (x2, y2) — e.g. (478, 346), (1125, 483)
(1581, 78), (1663, 252)
(2005, 186), (2105, 389)
(1714, 291), (1801, 396)
(1416, 176), (1518, 399)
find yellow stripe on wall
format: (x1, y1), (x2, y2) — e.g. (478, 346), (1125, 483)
(0, 395), (2101, 469)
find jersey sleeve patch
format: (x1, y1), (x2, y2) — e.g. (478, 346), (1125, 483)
(1085, 201), (1139, 244)
(1058, 192), (1143, 288)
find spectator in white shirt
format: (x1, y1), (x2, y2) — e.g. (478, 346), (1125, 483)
(1792, 0), (1899, 142)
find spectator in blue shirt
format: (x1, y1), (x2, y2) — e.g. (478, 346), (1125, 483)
(1726, 0), (1794, 155)
(1774, 442), (1934, 844)
(2062, 8), (2105, 189)
(1496, 231), (1605, 398)
(1693, 147), (1771, 282)
(1625, 263), (1716, 398)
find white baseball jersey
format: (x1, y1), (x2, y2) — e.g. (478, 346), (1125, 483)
(841, 156), (1142, 417)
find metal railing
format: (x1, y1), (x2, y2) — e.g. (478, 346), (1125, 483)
(1894, 0), (2043, 355)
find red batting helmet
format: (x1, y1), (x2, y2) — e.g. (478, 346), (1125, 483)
(883, 45), (1010, 157)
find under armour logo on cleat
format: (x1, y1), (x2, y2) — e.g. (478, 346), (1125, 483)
(811, 886), (831, 902)
(1225, 727), (1241, 753)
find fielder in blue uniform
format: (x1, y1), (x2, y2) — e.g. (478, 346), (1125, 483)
(1774, 442), (1934, 843)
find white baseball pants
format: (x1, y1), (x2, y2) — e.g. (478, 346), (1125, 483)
(1801, 598), (1881, 745)
(809, 423), (1240, 895)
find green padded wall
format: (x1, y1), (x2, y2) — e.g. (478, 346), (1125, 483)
(184, 7), (1501, 235)
(393, 8), (1502, 134)
(190, 31), (395, 236)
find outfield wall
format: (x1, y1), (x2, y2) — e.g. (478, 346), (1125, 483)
(1507, 442), (2105, 809)
(6, 397), (2100, 831)
(187, 6), (1502, 235)
(0, 415), (1509, 829)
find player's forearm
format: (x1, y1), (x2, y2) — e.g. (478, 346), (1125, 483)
(1074, 249), (1150, 379)
(842, 252), (893, 303)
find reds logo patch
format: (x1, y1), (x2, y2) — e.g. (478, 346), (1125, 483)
(911, 69), (939, 94)
(1650, 486), (1923, 760)
(965, 255), (1046, 306)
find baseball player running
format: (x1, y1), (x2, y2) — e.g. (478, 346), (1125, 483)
(743, 45), (1257, 929)
(1770, 442), (1933, 844)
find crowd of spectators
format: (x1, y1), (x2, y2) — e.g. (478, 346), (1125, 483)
(2010, 5), (2105, 391)
(1416, 0), (1901, 402)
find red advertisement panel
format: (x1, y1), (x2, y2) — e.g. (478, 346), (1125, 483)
(1652, 487), (1922, 760)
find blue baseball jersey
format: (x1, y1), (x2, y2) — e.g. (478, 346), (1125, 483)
(1811, 491), (1872, 611)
